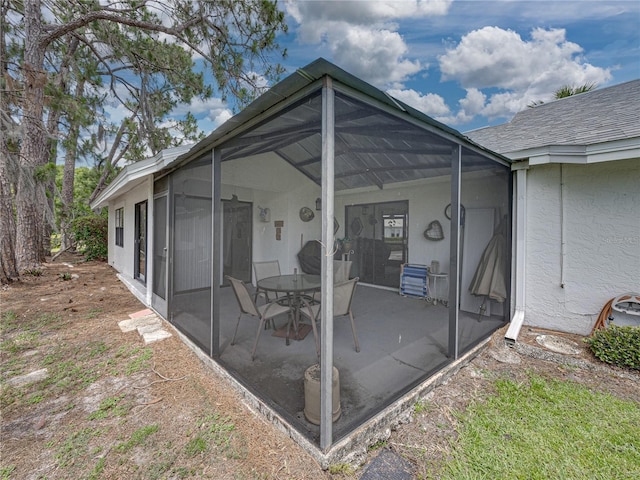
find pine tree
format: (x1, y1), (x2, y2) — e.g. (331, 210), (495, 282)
(1, 0), (287, 278)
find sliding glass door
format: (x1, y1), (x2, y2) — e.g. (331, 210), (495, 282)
(345, 200), (408, 288)
(134, 200), (147, 283)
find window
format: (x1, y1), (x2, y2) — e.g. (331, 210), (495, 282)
(115, 207), (124, 247)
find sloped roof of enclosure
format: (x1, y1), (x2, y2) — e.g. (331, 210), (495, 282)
(168, 58), (509, 190)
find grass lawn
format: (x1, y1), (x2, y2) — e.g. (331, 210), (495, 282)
(439, 374), (640, 480)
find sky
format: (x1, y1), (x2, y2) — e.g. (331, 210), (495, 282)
(184, 0), (640, 136)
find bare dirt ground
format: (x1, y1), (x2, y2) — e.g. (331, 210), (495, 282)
(1, 253), (639, 479)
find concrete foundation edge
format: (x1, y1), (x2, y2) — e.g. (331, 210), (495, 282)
(166, 320), (488, 470)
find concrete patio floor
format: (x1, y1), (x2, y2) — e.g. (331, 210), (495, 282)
(215, 283), (506, 444)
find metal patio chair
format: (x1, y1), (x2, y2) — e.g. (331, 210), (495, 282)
(301, 277), (361, 353)
(311, 259), (352, 303)
(252, 260), (281, 303)
(333, 259), (353, 283)
(226, 275), (291, 361)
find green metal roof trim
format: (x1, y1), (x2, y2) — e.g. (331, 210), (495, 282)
(166, 58), (509, 172)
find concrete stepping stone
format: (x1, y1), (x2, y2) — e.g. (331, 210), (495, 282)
(119, 309), (172, 344)
(140, 327), (172, 344)
(137, 323), (162, 334)
(118, 315), (160, 333)
(129, 308), (153, 319)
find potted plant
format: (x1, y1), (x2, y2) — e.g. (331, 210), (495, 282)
(340, 236), (352, 252)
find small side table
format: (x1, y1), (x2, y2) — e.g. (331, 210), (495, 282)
(427, 272), (449, 306)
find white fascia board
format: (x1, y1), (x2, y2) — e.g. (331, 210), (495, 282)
(583, 137), (640, 163)
(526, 145), (587, 165)
(510, 160), (530, 171)
(90, 145), (192, 209)
(502, 137), (640, 166)
(91, 157), (157, 209)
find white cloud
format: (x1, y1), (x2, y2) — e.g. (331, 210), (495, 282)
(285, 0), (451, 88)
(389, 87), (489, 126)
(103, 104), (129, 125)
(333, 27), (422, 86)
(171, 97), (232, 129)
(101, 82), (135, 124)
(210, 109), (233, 129)
(458, 88), (486, 117)
(387, 88), (450, 116)
(438, 26), (612, 120)
(288, 0), (451, 38)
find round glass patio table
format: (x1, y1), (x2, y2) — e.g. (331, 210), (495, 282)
(257, 274), (321, 347)
(257, 273), (321, 294)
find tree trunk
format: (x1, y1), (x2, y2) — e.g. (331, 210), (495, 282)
(88, 118), (130, 205)
(0, 0), (19, 283)
(48, 36), (79, 254)
(43, 122), (60, 258)
(0, 146), (18, 284)
(16, 0), (48, 272)
(61, 94), (82, 250)
(41, 176), (55, 258)
(60, 151), (77, 250)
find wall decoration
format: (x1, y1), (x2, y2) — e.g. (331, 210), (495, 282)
(350, 217), (364, 237)
(274, 220), (284, 241)
(258, 206), (270, 222)
(423, 220), (444, 241)
(299, 206), (315, 222)
(444, 203), (466, 224)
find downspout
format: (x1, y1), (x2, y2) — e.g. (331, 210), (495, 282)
(560, 164), (566, 288)
(505, 166), (527, 346)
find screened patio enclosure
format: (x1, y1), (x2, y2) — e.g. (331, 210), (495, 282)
(157, 59), (512, 451)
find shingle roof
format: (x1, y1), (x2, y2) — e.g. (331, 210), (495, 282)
(465, 79), (640, 155)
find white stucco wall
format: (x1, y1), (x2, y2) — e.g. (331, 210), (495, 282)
(336, 172), (509, 275)
(524, 158), (640, 334)
(107, 180), (151, 281)
(221, 153), (322, 278)
(222, 153), (511, 293)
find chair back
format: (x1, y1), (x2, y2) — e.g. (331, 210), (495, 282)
(226, 275), (259, 317)
(253, 260), (281, 284)
(333, 277), (358, 316)
(333, 260), (352, 283)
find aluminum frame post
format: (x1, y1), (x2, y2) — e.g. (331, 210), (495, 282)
(448, 145), (461, 359)
(320, 76), (335, 451)
(145, 177), (154, 306)
(211, 148), (221, 357)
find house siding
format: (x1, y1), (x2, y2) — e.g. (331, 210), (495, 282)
(107, 181), (152, 283)
(525, 158), (640, 334)
(221, 153), (321, 278)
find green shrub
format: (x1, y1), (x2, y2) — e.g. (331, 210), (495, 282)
(72, 214), (107, 261)
(585, 325), (640, 370)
